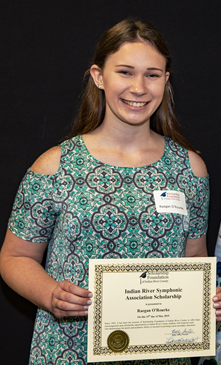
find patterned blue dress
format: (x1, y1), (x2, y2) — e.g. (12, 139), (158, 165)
(8, 135), (209, 365)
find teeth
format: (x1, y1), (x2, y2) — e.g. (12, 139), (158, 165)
(123, 100), (147, 107)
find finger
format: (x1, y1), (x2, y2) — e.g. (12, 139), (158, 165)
(216, 311), (221, 322)
(53, 307), (89, 319)
(55, 298), (91, 312)
(51, 295), (91, 318)
(67, 282), (93, 298)
(59, 281), (93, 298)
(53, 288), (92, 307)
(213, 295), (221, 305)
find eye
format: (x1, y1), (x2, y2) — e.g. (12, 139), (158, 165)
(147, 73), (160, 78)
(117, 70), (131, 76)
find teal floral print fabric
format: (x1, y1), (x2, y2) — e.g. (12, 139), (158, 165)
(8, 135), (209, 365)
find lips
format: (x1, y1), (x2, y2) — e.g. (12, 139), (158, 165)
(121, 99), (148, 107)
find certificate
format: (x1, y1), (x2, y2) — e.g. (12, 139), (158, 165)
(88, 257), (216, 362)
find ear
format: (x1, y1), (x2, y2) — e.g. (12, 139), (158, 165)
(90, 65), (104, 89)
(165, 72), (170, 83)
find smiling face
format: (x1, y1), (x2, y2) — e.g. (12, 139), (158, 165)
(90, 41), (170, 128)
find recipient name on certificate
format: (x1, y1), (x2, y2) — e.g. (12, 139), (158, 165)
(87, 257), (216, 363)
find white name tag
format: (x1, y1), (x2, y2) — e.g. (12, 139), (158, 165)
(153, 190), (187, 215)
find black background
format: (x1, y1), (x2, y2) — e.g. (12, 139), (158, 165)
(1, 1), (221, 363)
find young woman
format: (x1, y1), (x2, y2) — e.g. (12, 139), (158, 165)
(1, 18), (219, 365)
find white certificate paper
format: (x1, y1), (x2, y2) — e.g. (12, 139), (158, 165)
(88, 257), (216, 362)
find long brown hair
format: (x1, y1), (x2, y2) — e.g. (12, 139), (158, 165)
(66, 18), (196, 152)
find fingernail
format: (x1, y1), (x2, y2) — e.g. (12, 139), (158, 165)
(87, 300), (92, 305)
(213, 297), (219, 302)
(214, 303), (219, 308)
(84, 310), (88, 315)
(216, 310), (221, 315)
(88, 293), (93, 298)
(84, 306), (88, 310)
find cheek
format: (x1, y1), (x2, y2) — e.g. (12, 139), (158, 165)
(103, 79), (116, 93)
(104, 80), (127, 99)
(152, 83), (166, 98)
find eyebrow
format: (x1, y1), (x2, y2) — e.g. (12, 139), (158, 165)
(115, 65), (163, 71)
(115, 64), (134, 69)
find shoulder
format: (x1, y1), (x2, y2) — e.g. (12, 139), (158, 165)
(30, 146), (61, 175)
(187, 150), (208, 177)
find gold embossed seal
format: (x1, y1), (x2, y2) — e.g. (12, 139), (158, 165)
(107, 330), (129, 352)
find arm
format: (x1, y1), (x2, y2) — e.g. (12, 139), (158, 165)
(185, 235), (208, 257)
(185, 150), (208, 258)
(0, 147), (92, 318)
(1, 228), (55, 309)
(187, 151), (221, 318)
(0, 230), (92, 318)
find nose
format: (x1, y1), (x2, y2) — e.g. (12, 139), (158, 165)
(130, 76), (147, 96)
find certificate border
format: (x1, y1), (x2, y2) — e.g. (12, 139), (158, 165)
(93, 262), (211, 356)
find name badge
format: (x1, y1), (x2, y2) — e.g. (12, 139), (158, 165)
(153, 190), (187, 215)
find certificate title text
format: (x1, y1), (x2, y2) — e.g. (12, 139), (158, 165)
(125, 287), (182, 300)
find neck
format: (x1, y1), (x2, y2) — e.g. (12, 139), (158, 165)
(89, 118), (154, 152)
(82, 119), (165, 167)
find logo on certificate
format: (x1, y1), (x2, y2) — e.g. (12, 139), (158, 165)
(139, 271), (169, 284)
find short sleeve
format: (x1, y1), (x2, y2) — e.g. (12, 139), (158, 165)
(8, 169), (60, 243)
(187, 174), (210, 239)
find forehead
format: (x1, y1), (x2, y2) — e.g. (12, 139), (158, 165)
(104, 41), (166, 68)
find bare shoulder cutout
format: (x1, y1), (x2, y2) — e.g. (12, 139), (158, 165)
(30, 146), (61, 175)
(188, 150), (208, 177)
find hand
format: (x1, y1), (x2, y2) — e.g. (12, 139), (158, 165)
(51, 280), (93, 318)
(213, 286), (221, 321)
